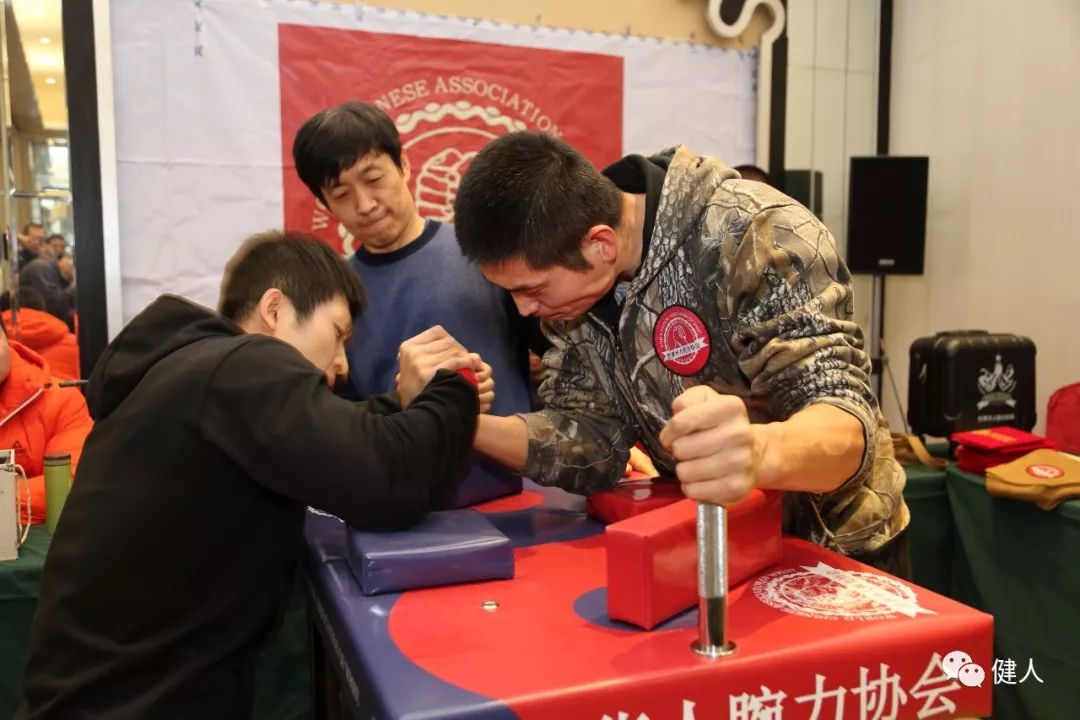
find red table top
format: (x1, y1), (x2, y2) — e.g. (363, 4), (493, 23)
(305, 483), (993, 720)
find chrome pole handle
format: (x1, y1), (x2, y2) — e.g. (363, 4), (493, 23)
(692, 502), (736, 657)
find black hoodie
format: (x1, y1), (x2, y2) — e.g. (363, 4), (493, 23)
(21, 295), (478, 718)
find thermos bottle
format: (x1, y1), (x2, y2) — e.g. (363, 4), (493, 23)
(44, 452), (72, 534)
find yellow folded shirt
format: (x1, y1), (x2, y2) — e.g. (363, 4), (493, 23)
(986, 448), (1080, 510)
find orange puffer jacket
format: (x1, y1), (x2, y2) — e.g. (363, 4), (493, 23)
(0, 340), (93, 524)
(2, 308), (81, 380)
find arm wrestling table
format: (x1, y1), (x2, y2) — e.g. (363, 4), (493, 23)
(303, 481), (992, 720)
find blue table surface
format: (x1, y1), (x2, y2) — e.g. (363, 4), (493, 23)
(303, 481), (599, 719)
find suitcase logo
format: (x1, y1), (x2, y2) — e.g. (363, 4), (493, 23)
(976, 354), (1018, 410)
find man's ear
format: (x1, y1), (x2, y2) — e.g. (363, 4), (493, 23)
(400, 149), (411, 183)
(581, 224), (619, 265)
(254, 288), (284, 333)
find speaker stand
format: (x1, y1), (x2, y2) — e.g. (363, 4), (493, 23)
(868, 273), (885, 401)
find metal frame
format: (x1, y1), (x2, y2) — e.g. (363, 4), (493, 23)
(63, 0), (123, 378)
(0, 0), (15, 303)
(868, 0), (895, 400)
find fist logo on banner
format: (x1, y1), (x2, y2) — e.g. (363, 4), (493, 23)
(279, 25), (624, 255)
(399, 99), (524, 223)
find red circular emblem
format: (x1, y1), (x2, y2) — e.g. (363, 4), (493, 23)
(1026, 464), (1065, 479)
(653, 305), (711, 376)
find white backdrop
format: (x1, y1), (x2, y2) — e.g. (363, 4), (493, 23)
(107, 0), (757, 322)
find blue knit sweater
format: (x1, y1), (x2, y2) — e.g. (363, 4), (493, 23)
(346, 220), (532, 505)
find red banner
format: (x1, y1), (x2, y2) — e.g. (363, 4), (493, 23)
(279, 25), (624, 255)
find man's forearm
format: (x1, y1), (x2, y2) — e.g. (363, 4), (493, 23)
(754, 403), (866, 494)
(474, 414), (530, 473)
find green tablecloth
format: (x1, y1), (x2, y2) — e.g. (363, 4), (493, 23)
(254, 576), (313, 720)
(0, 527), (312, 719)
(947, 466), (1080, 720)
(902, 463), (953, 595)
(0, 526), (49, 718)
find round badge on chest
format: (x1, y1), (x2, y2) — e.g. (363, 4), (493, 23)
(653, 305), (711, 376)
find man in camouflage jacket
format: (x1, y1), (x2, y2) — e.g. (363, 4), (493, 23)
(454, 134), (909, 572)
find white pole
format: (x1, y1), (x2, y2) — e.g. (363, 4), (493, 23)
(93, 0), (125, 339)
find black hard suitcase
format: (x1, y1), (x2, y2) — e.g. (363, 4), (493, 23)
(908, 330), (1036, 436)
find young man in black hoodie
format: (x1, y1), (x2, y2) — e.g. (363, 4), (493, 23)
(20, 231), (483, 718)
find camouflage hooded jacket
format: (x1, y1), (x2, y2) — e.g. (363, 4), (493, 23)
(519, 146), (909, 556)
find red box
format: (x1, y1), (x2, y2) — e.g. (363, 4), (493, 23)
(952, 426), (1057, 473)
(606, 490), (783, 629)
(951, 425), (1051, 451)
(586, 478), (684, 523)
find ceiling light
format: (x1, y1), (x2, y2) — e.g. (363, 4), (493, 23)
(45, 77), (57, 85)
(39, 37), (51, 44)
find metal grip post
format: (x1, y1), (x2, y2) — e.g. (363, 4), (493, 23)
(692, 502), (736, 657)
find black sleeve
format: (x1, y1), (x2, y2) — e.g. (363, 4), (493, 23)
(331, 382), (402, 415)
(330, 377), (401, 415)
(201, 339), (477, 530)
(365, 391), (403, 415)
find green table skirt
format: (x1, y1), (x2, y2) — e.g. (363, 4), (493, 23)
(0, 527), (50, 718)
(902, 464), (953, 595)
(947, 466), (1080, 720)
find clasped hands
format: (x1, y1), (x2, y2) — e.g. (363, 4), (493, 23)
(395, 326), (494, 412)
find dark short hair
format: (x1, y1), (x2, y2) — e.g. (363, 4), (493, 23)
(21, 222), (43, 235)
(292, 102), (403, 204)
(218, 231), (367, 323)
(734, 164), (772, 186)
(454, 132), (622, 270)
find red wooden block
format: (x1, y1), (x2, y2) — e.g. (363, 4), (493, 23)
(586, 478), (684, 523)
(606, 490), (783, 629)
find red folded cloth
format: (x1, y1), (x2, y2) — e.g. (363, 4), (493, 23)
(951, 427), (1057, 474)
(956, 445), (1045, 474)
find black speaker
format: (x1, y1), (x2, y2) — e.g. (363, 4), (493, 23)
(846, 156), (929, 274)
(784, 169), (824, 218)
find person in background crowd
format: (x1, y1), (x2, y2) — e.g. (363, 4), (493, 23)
(2, 288), (80, 381)
(0, 313), (92, 525)
(19, 254), (75, 332)
(454, 132), (910, 576)
(50, 246), (75, 299)
(45, 235), (75, 288)
(21, 230), (486, 718)
(17, 223), (45, 267)
(46, 234), (66, 260)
